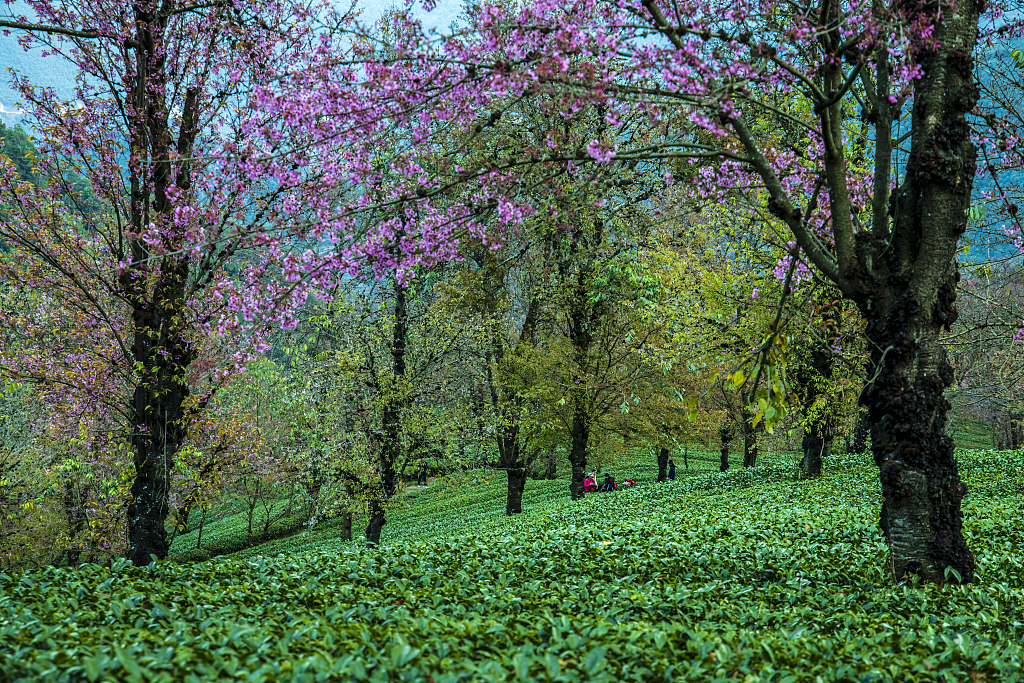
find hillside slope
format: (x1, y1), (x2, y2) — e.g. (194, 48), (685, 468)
(2, 450), (1023, 682)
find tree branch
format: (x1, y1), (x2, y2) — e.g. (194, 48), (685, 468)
(0, 19), (98, 38)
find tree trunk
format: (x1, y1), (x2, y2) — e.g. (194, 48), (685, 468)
(244, 486), (258, 539)
(126, 336), (191, 565)
(851, 1), (979, 583)
(801, 432), (824, 478)
(63, 479), (88, 567)
(498, 437), (529, 514)
(544, 451), (557, 479)
(477, 255), (541, 509)
(1010, 415), (1022, 450)
(797, 315), (835, 477)
(864, 324), (972, 583)
(568, 412), (589, 499)
(365, 501), (386, 546)
(683, 442), (688, 469)
(560, 218), (602, 501)
(506, 467), (527, 515)
(656, 447), (669, 482)
(719, 424), (731, 472)
(742, 422), (757, 468)
(366, 277), (406, 545)
(121, 8), (203, 567)
(341, 511), (352, 542)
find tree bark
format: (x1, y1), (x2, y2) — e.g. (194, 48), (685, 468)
(801, 432), (824, 478)
(126, 321), (192, 564)
(118, 8), (203, 566)
(365, 501), (386, 546)
(568, 413), (589, 499)
(341, 512), (353, 542)
(656, 447), (669, 482)
(558, 215), (604, 500)
(798, 333), (834, 477)
(850, 0), (980, 582)
(544, 451), (557, 479)
(742, 421), (757, 468)
(719, 424), (731, 472)
(862, 317), (973, 582)
(506, 466), (527, 515)
(366, 277), (406, 546)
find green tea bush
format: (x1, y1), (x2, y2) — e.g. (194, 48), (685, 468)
(2, 450), (1023, 682)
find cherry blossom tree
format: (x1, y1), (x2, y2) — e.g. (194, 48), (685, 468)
(0, 0), (328, 564)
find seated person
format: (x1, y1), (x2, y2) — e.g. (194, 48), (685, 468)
(583, 474), (597, 492)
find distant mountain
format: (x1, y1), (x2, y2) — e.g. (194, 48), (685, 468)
(0, 1), (77, 126)
(0, 42), (77, 125)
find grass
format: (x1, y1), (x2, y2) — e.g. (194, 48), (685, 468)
(3, 448), (1023, 682)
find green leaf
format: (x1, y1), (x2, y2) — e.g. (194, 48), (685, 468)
(513, 652), (531, 680)
(545, 654), (560, 679)
(82, 657), (100, 682)
(584, 647), (606, 674)
(113, 644), (144, 680)
(391, 644), (420, 667)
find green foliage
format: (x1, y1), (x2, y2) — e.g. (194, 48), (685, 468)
(0, 121), (41, 186)
(2, 449), (1023, 682)
(0, 121), (102, 218)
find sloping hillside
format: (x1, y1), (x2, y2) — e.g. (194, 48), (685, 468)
(2, 449), (1023, 682)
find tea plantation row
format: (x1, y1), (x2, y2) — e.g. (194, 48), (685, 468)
(2, 450), (1023, 682)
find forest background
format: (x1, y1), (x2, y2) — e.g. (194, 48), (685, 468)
(0, 0), (1022, 590)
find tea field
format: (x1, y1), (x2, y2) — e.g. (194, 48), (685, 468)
(2, 449), (1023, 682)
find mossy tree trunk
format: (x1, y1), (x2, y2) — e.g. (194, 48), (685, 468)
(847, 1), (979, 582)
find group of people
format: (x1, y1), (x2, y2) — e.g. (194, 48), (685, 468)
(583, 471), (636, 493)
(581, 458), (676, 494)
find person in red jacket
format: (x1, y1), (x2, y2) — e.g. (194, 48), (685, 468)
(583, 472), (597, 492)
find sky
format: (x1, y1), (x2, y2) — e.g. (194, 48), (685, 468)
(0, 0), (464, 126)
